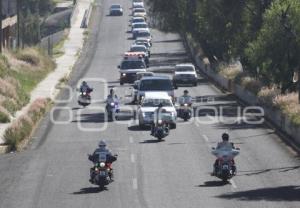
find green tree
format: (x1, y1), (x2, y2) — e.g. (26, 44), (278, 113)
(245, 0), (300, 91)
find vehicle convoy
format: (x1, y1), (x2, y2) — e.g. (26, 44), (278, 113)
(137, 92), (177, 129)
(173, 63), (198, 86)
(118, 55), (147, 85)
(211, 140), (240, 182)
(109, 4), (123, 16)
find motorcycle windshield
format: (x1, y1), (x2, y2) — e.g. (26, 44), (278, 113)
(212, 148), (239, 160)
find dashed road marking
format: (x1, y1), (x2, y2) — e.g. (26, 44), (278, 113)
(133, 178), (138, 190)
(229, 179), (237, 189)
(129, 137), (134, 144)
(131, 153), (135, 163)
(202, 134), (212, 148)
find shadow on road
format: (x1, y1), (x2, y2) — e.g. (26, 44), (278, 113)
(72, 112), (108, 123)
(139, 139), (164, 144)
(72, 187), (108, 194)
(217, 186), (300, 201)
(237, 165), (300, 176)
(128, 125), (150, 131)
(197, 180), (229, 187)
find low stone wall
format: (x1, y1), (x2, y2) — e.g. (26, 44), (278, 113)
(184, 34), (300, 147)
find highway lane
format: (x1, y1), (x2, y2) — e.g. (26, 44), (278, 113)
(0, 0), (300, 208)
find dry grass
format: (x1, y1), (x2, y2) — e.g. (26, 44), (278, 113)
(218, 63), (242, 80)
(0, 106), (10, 123)
(239, 76), (262, 95)
(257, 86), (281, 107)
(4, 98), (50, 151)
(273, 93), (300, 126)
(0, 48), (55, 121)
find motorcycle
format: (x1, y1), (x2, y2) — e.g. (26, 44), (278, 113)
(211, 146), (240, 182)
(178, 103), (192, 121)
(106, 101), (120, 120)
(152, 120), (169, 140)
(78, 89), (93, 107)
(91, 162), (111, 189)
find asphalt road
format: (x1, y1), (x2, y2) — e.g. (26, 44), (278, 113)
(0, 0), (299, 208)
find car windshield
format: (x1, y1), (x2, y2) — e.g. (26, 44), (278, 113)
(135, 9), (145, 13)
(176, 66), (194, 72)
(133, 24), (147, 29)
(130, 46), (146, 52)
(111, 5), (121, 9)
(142, 99), (173, 107)
(133, 19), (145, 23)
(137, 32), (150, 38)
(140, 79), (173, 91)
(121, 60), (146, 69)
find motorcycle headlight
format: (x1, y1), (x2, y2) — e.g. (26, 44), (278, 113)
(184, 103), (188, 107)
(100, 162), (106, 168)
(158, 120), (163, 124)
(110, 102), (115, 106)
(122, 73), (126, 77)
(83, 92), (86, 95)
(95, 168), (99, 171)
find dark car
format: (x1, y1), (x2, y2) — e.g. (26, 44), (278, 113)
(110, 4), (123, 16)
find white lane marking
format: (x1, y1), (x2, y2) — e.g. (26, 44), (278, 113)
(129, 137), (134, 144)
(203, 134), (209, 142)
(131, 153), (135, 163)
(229, 179), (237, 189)
(202, 134), (212, 148)
(132, 178), (138, 190)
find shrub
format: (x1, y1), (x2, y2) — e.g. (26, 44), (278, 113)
(273, 93), (300, 126)
(218, 63), (242, 80)
(15, 48), (40, 66)
(0, 78), (18, 99)
(257, 86), (280, 107)
(4, 115), (33, 150)
(3, 98), (50, 151)
(0, 106), (10, 123)
(240, 76), (263, 95)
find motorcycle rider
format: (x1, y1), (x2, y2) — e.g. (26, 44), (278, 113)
(212, 133), (236, 176)
(88, 140), (117, 183)
(151, 103), (167, 136)
(80, 81), (93, 93)
(178, 90), (192, 105)
(106, 88), (119, 112)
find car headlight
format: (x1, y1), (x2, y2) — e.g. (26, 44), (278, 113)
(122, 73), (126, 77)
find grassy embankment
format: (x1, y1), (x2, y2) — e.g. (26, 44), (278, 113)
(0, 48), (55, 150)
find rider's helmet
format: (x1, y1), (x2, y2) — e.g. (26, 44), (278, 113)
(98, 140), (107, 147)
(184, 90), (189, 95)
(82, 81), (87, 86)
(222, 133), (229, 141)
